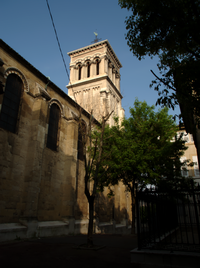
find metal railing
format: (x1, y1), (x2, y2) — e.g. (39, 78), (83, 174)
(136, 182), (200, 252)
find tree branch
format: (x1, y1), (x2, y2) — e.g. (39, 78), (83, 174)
(150, 70), (177, 92)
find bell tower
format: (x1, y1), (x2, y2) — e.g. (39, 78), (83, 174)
(67, 40), (124, 126)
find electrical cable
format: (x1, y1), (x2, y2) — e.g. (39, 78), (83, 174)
(46, 0), (69, 81)
(46, 0), (77, 102)
(45, 0), (117, 123)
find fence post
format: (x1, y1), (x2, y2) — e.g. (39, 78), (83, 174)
(136, 183), (141, 250)
(191, 180), (200, 245)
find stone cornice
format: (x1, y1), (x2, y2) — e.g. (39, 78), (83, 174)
(106, 76), (123, 100)
(68, 40), (122, 69)
(67, 74), (123, 100)
(67, 75), (106, 88)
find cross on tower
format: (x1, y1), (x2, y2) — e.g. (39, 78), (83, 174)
(91, 32), (102, 43)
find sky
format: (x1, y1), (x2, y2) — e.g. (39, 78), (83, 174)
(1, 0), (180, 119)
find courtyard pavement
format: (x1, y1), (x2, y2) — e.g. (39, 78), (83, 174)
(0, 234), (139, 268)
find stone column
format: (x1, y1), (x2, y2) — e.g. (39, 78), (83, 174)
(99, 58), (103, 75)
(74, 65), (78, 81)
(91, 60), (96, 77)
(104, 56), (108, 74)
(69, 66), (74, 83)
(82, 63), (87, 79)
(116, 73), (120, 91)
(116, 100), (119, 117)
(112, 68), (116, 86)
(108, 62), (113, 80)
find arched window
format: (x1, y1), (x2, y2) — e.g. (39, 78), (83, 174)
(78, 64), (82, 80)
(87, 62), (90, 78)
(0, 73), (23, 133)
(96, 59), (100, 75)
(47, 103), (61, 151)
(77, 121), (86, 161)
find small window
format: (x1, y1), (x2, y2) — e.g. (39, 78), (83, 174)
(183, 132), (189, 143)
(0, 73), (23, 133)
(47, 103), (60, 151)
(192, 156), (200, 177)
(77, 122), (86, 161)
(87, 62), (90, 78)
(180, 157), (188, 177)
(96, 59), (99, 75)
(78, 65), (82, 80)
(177, 131), (189, 142)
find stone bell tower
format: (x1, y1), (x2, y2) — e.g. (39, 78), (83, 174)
(67, 40), (124, 126)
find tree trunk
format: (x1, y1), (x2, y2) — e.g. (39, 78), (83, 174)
(193, 127), (200, 174)
(87, 197), (94, 247)
(131, 190), (136, 234)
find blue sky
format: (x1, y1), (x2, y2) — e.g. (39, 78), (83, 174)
(1, 0), (180, 119)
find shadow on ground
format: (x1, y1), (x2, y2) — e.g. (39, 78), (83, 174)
(0, 234), (138, 268)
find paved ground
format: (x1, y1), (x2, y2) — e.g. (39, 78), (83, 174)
(0, 234), (138, 268)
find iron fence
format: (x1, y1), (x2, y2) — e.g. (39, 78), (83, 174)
(136, 182), (200, 252)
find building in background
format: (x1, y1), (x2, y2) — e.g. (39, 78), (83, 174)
(177, 127), (200, 184)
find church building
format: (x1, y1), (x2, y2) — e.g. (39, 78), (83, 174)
(0, 39), (131, 242)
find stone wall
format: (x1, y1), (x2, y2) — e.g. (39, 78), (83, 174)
(0, 43), (84, 224)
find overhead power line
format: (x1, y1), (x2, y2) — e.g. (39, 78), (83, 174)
(46, 0), (77, 102)
(46, 0), (70, 82)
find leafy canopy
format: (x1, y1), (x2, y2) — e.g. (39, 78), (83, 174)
(119, 0), (200, 132)
(119, 0), (200, 60)
(100, 99), (191, 234)
(103, 99), (189, 193)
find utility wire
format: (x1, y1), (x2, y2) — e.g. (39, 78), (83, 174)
(46, 0), (70, 83)
(46, 0), (77, 102)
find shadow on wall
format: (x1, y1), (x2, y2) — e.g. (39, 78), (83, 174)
(0, 94), (131, 241)
(0, 94), (83, 225)
(95, 192), (130, 224)
(74, 159), (88, 220)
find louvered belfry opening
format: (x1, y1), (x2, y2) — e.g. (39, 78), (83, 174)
(78, 65), (82, 80)
(0, 73), (23, 133)
(96, 59), (99, 75)
(47, 103), (60, 151)
(87, 62), (90, 78)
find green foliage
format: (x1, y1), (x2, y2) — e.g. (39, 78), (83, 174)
(98, 99), (191, 234)
(119, 0), (200, 60)
(102, 99), (190, 193)
(118, 0), (200, 132)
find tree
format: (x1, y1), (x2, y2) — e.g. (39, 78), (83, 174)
(78, 110), (113, 247)
(102, 99), (190, 234)
(118, 0), (200, 159)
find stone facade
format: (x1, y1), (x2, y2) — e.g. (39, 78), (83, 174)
(0, 39), (131, 241)
(177, 127), (200, 183)
(67, 40), (124, 126)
